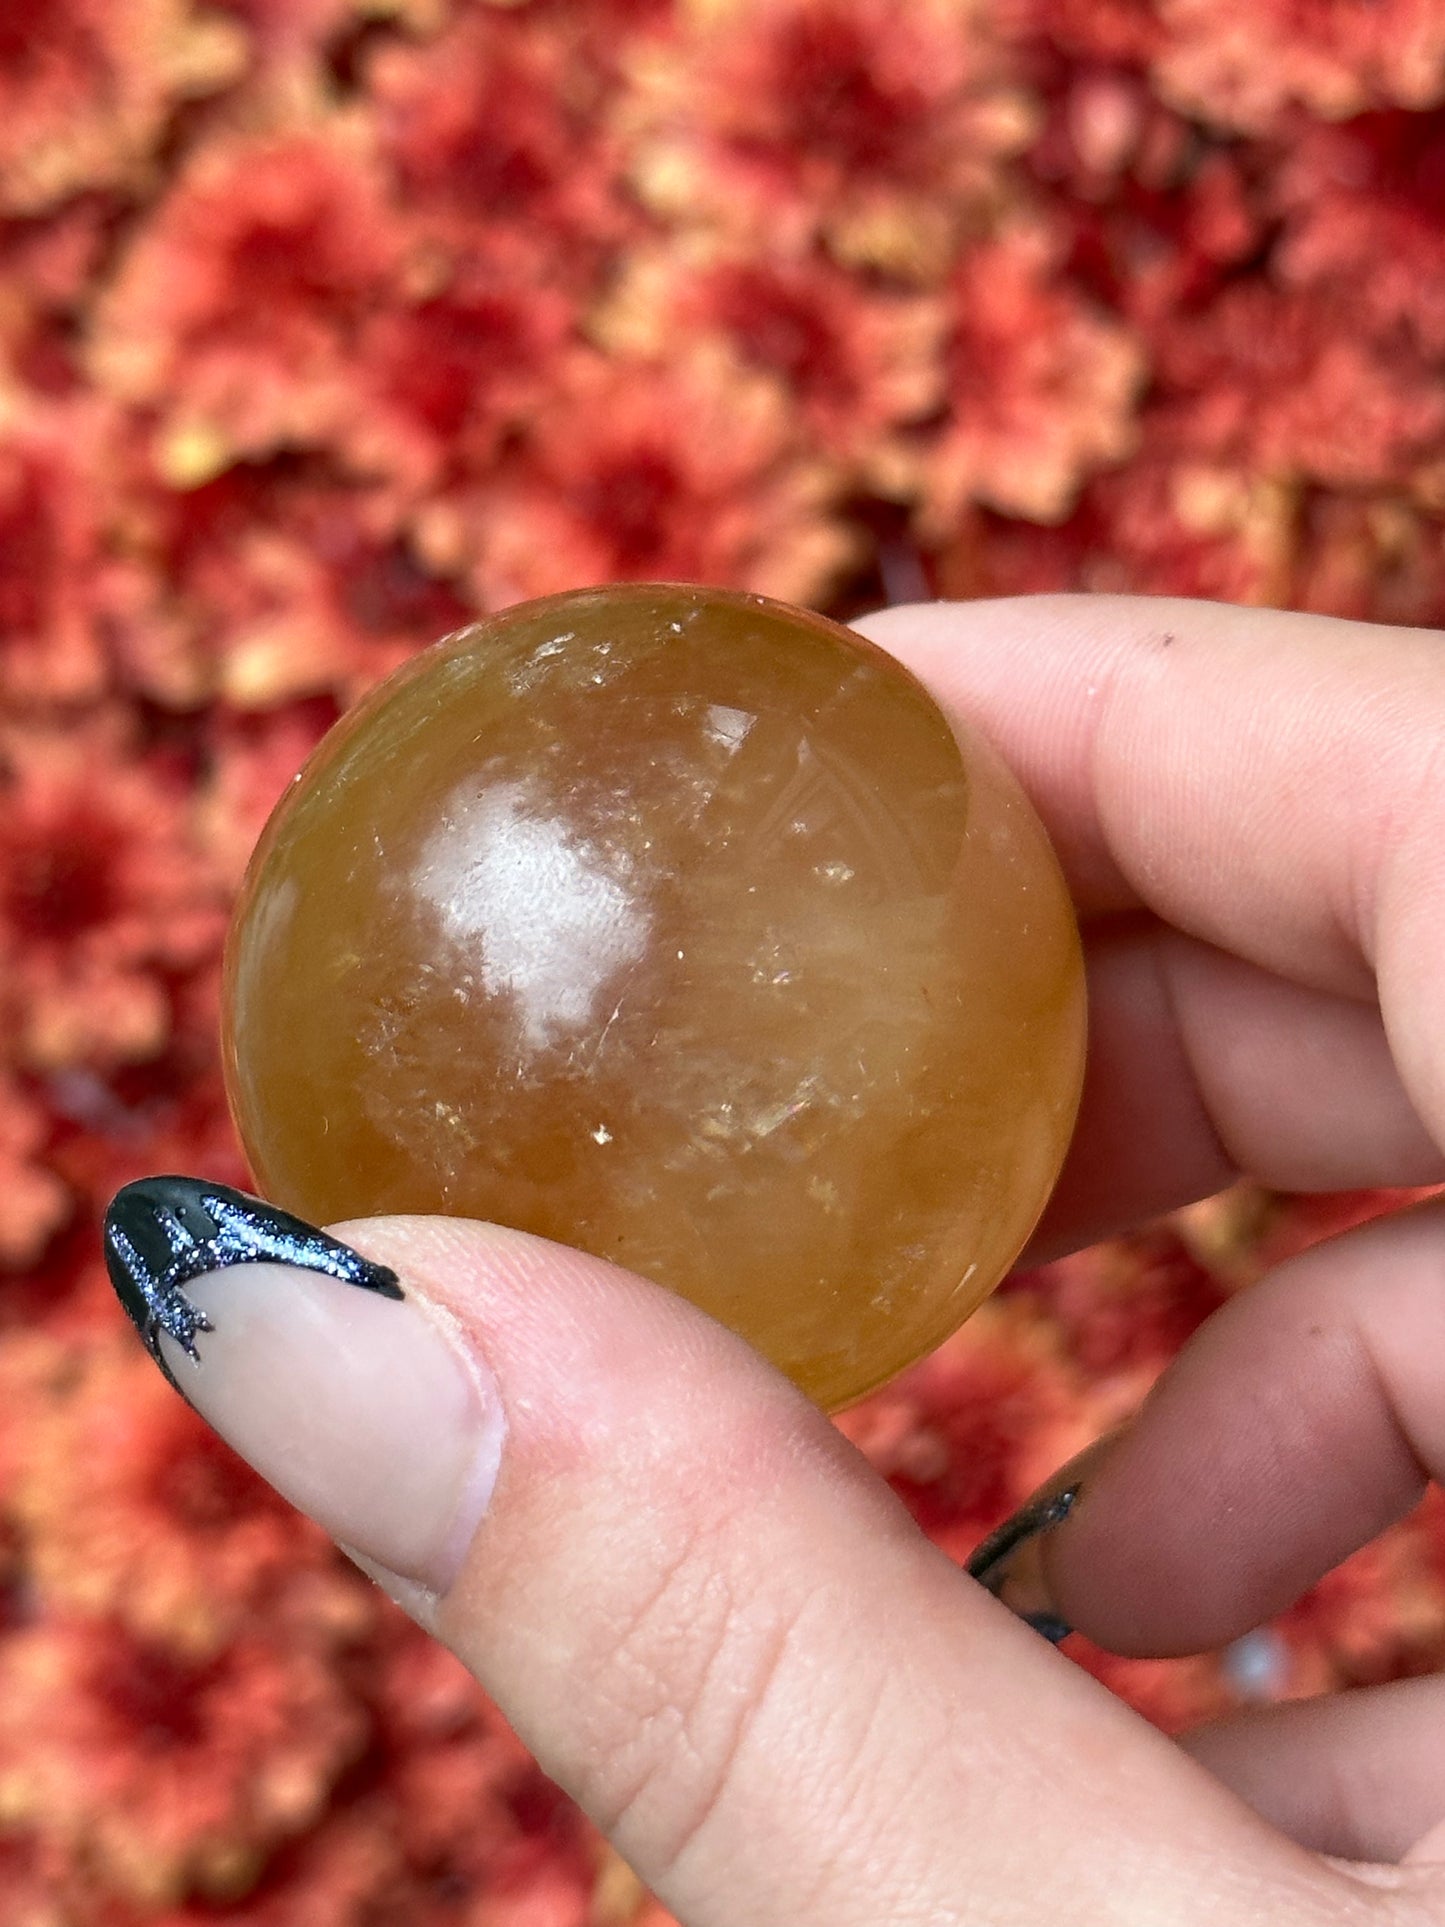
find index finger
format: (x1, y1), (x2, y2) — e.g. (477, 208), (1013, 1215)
(855, 596), (1445, 1230)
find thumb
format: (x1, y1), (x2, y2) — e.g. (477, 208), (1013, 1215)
(104, 1177), (1373, 1927)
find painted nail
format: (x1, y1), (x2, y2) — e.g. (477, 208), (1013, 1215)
(967, 1418), (1140, 1641)
(967, 1483), (1080, 1643)
(103, 1175), (403, 1392)
(103, 1176), (504, 1603)
(968, 1425), (1131, 1639)
(1021, 1610), (1075, 1647)
(968, 1482), (1081, 1590)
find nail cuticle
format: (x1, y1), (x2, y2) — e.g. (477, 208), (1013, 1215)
(400, 1289), (511, 1591)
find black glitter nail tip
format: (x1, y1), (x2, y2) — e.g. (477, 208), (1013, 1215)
(1022, 1611), (1074, 1646)
(103, 1175), (402, 1392)
(965, 1483), (1081, 1591)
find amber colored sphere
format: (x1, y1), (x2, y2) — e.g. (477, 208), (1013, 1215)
(222, 585), (1085, 1410)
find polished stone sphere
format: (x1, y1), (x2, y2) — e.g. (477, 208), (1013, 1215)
(222, 585), (1085, 1409)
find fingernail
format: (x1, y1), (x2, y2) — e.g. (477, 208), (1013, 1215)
(967, 1482), (1081, 1642)
(1020, 1609), (1075, 1647)
(967, 1423), (1131, 1640)
(103, 1176), (504, 1599)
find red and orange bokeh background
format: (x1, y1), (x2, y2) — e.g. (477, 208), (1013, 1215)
(3, 0), (1445, 1918)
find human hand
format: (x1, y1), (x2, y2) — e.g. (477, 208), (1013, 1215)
(105, 595), (1445, 1923)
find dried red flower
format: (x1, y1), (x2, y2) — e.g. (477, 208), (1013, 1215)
(1030, 110), (1265, 335)
(343, 264), (576, 494)
(222, 1617), (602, 1925)
(1006, 0), (1163, 67)
(1153, 0), (1445, 133)
(1273, 109), (1445, 358)
(0, 1826), (109, 1926)
(973, 372), (1440, 617)
(207, 0), (442, 92)
(90, 125), (407, 482)
(1274, 1519), (1445, 1698)
(931, 503), (1108, 601)
(0, 0), (243, 217)
(0, 197), (118, 399)
(1085, 450), (1296, 605)
(451, 348), (855, 608)
(1291, 494), (1445, 628)
(40, 1059), (254, 1300)
(0, 1070), (70, 1270)
(1153, 282), (1445, 494)
(384, 1723), (597, 1923)
(0, 1612), (367, 1905)
(367, 7), (626, 273)
(910, 222), (1143, 533)
(105, 461), (472, 712)
(1014, 1227), (1230, 1393)
(1253, 1188), (1444, 1271)
(0, 712), (226, 1071)
(594, 241), (945, 468)
(624, 0), (1035, 279)
(169, 1804), (401, 1926)
(196, 700), (346, 888)
(1026, 66), (1181, 197)
(0, 404), (112, 709)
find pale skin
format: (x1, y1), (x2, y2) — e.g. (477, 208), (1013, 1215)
(186, 596), (1445, 1924)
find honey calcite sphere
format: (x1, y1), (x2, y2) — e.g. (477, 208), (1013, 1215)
(223, 585), (1085, 1410)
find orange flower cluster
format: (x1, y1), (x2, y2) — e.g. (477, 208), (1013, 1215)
(1, 0), (1443, 1918)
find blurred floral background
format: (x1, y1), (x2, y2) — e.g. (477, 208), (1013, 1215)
(2, 0), (1445, 1918)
